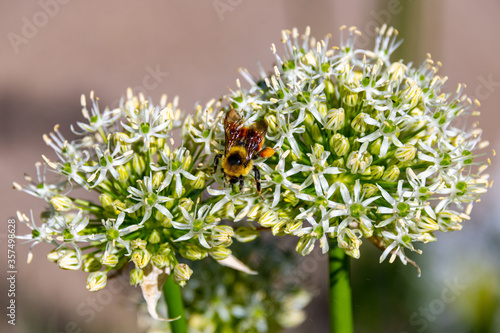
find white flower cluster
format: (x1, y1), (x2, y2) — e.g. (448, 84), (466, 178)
(15, 89), (247, 291)
(187, 25), (492, 270)
(14, 25), (493, 321)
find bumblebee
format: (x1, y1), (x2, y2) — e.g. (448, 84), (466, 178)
(214, 109), (275, 193)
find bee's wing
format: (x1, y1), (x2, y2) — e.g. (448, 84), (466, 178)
(244, 119), (268, 162)
(224, 109), (245, 154)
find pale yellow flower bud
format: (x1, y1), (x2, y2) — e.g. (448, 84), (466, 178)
(395, 144), (417, 162)
(148, 230), (161, 244)
(285, 220), (303, 234)
(152, 171), (164, 189)
(131, 248), (151, 268)
(116, 165), (129, 183)
(83, 256), (102, 272)
(210, 246), (232, 260)
(259, 210), (280, 228)
(132, 155), (146, 175)
(330, 133), (350, 157)
(100, 251), (119, 267)
(324, 108), (345, 131)
(362, 183), (378, 198)
(50, 195), (72, 211)
(129, 268), (144, 285)
(382, 165), (400, 182)
(234, 227), (259, 242)
(131, 238), (148, 249)
(174, 263), (193, 287)
(311, 124), (324, 144)
(351, 112), (369, 132)
(370, 165), (385, 179)
(296, 235), (315, 256)
(152, 254), (171, 269)
(57, 251), (81, 270)
(211, 225), (234, 247)
(180, 244), (207, 261)
(190, 171), (206, 189)
(312, 143), (325, 159)
(86, 271), (107, 292)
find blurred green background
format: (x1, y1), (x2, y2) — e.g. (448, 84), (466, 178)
(1, 0), (499, 332)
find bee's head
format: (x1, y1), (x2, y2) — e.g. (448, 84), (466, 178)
(227, 153), (244, 166)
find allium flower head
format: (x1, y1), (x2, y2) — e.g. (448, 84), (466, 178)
(186, 24), (492, 272)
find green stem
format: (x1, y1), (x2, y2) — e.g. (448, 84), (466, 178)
(328, 240), (353, 333)
(163, 274), (188, 333)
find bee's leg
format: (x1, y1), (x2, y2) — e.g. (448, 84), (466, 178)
(239, 176), (244, 192)
(253, 166), (261, 194)
(213, 154), (222, 175)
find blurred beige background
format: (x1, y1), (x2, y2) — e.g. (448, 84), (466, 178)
(1, 0), (500, 332)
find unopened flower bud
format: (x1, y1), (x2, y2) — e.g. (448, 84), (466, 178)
(50, 195), (72, 211)
(302, 131), (313, 146)
(296, 235), (315, 256)
(395, 144), (417, 162)
(190, 171), (206, 189)
(83, 256), (102, 272)
(362, 183), (378, 198)
(324, 108), (345, 131)
(210, 246), (232, 260)
(116, 165), (129, 183)
(382, 165), (400, 182)
(311, 124), (323, 144)
(330, 133), (350, 157)
(99, 193), (113, 210)
(178, 198), (194, 212)
(180, 244), (207, 261)
(131, 248), (151, 268)
(343, 92), (358, 106)
(100, 251), (119, 267)
(312, 143), (325, 159)
(285, 220), (303, 234)
(152, 171), (164, 189)
(173, 263), (193, 287)
(369, 138), (381, 156)
(133, 155), (146, 175)
(259, 210), (280, 228)
(148, 229), (161, 244)
(266, 115), (278, 132)
(86, 271), (107, 292)
(129, 268), (144, 285)
(152, 254), (171, 268)
(58, 251), (81, 270)
(370, 166), (385, 179)
(351, 112), (369, 132)
(131, 238), (147, 249)
(234, 227), (259, 242)
(211, 225), (234, 246)
(332, 158), (345, 168)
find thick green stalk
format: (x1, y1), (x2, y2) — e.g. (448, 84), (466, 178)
(163, 274), (188, 333)
(328, 240), (353, 333)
